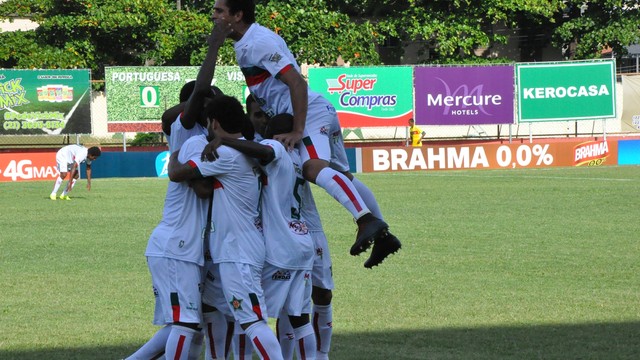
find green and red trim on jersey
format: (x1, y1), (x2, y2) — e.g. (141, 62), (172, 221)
(241, 64), (295, 86)
(302, 137), (319, 159)
(170, 292), (181, 322)
(275, 64), (295, 79)
(249, 293), (263, 320)
(186, 159), (203, 178)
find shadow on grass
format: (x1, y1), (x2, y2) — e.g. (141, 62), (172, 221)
(2, 321), (639, 359)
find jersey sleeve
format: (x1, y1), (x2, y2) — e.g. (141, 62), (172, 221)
(260, 139), (285, 164)
(248, 37), (295, 79)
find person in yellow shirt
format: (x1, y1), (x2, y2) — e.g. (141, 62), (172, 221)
(407, 118), (426, 146)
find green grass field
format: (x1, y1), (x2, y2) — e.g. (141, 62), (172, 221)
(1, 166), (639, 359)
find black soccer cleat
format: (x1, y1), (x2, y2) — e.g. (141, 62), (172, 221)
(364, 231), (401, 268)
(350, 214), (388, 256)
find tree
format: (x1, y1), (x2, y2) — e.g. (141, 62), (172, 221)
(0, 0), (211, 85)
(0, 0), (381, 85)
(553, 1), (640, 60)
(329, 0), (566, 63)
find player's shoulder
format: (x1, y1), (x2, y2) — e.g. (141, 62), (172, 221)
(249, 24), (283, 45)
(182, 134), (207, 148)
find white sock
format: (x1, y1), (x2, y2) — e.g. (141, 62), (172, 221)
(125, 325), (172, 359)
(232, 324), (252, 360)
(352, 177), (384, 220)
(203, 311), (231, 359)
(315, 167), (369, 219)
(293, 323), (317, 360)
(277, 313), (295, 360)
(165, 325), (198, 360)
(313, 304), (333, 355)
(51, 177), (63, 196)
(243, 321), (284, 360)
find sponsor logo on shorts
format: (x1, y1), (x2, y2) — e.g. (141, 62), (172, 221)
(316, 247), (323, 258)
(272, 270), (291, 281)
(186, 302), (199, 311)
(319, 126), (328, 136)
(178, 240), (185, 248)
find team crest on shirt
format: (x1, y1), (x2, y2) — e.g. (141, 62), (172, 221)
(289, 220), (309, 235)
(272, 270), (292, 281)
(269, 52), (283, 62)
(230, 296), (243, 310)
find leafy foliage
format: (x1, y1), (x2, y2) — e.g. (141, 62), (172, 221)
(552, 1), (640, 59)
(0, 0), (638, 80)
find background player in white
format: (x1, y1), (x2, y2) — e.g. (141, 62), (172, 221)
(125, 21), (231, 360)
(210, 0), (401, 268)
(169, 94), (284, 360)
(49, 144), (100, 200)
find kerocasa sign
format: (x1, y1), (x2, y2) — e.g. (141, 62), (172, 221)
(516, 60), (616, 122)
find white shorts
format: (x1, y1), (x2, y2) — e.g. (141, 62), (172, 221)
(311, 231), (334, 290)
(147, 256), (203, 325)
(202, 262), (232, 318)
(218, 262), (268, 325)
(298, 97), (349, 172)
(262, 262), (312, 318)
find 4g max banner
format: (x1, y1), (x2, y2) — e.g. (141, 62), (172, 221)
(308, 66), (413, 127)
(0, 69), (91, 135)
(516, 60), (617, 122)
(105, 66), (245, 132)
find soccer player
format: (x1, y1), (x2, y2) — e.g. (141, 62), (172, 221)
(210, 0), (401, 268)
(225, 99), (333, 359)
(49, 144), (101, 200)
(407, 118), (426, 147)
(125, 21), (230, 360)
(205, 112), (318, 359)
(169, 94), (284, 360)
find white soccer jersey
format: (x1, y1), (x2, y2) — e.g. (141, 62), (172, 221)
(259, 140), (314, 270)
(57, 144), (89, 166)
(162, 134), (210, 266)
(234, 23), (322, 119)
(145, 116), (207, 257)
(187, 136), (265, 267)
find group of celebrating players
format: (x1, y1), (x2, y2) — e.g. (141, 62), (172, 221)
(126, 1), (401, 359)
